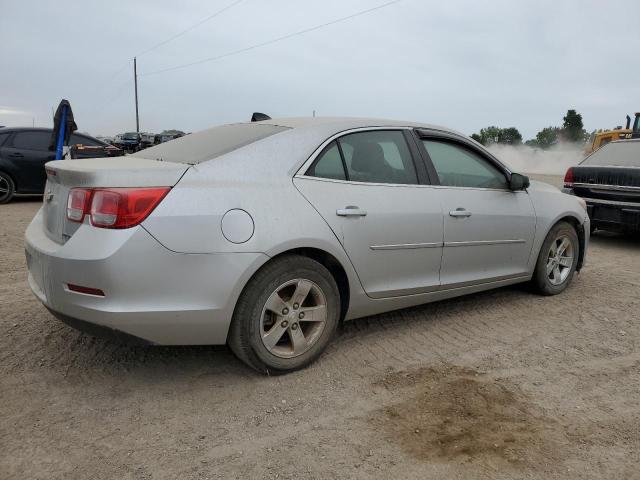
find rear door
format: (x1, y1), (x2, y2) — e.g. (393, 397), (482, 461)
(5, 130), (54, 193)
(294, 129), (444, 298)
(417, 134), (535, 288)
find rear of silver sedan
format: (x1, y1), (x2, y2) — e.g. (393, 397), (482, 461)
(24, 157), (266, 345)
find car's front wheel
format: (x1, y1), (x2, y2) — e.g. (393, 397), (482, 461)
(531, 221), (579, 295)
(228, 255), (340, 374)
(0, 172), (15, 204)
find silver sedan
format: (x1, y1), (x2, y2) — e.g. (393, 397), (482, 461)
(25, 117), (590, 373)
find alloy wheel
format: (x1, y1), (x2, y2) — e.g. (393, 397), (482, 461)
(260, 279), (328, 358)
(546, 235), (574, 286)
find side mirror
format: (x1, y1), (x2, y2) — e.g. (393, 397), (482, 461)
(509, 173), (530, 191)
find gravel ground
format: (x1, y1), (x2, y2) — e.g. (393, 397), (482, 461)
(2, 178), (639, 479)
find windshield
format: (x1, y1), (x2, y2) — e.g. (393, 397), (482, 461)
(132, 123), (289, 164)
(581, 141), (640, 167)
(123, 133), (138, 139)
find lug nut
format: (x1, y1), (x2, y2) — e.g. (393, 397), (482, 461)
(293, 303), (299, 310)
(282, 308), (289, 315)
(281, 320), (289, 328)
(298, 312), (305, 319)
(291, 323), (298, 330)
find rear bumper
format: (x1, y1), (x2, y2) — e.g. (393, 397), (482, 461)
(25, 209), (268, 345)
(563, 189), (640, 232)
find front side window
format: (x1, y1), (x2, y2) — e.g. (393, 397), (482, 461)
(422, 140), (508, 189)
(12, 131), (51, 151)
(339, 130), (418, 184)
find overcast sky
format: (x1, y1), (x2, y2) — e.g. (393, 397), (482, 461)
(1, 0), (638, 138)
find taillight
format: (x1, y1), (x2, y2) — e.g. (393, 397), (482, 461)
(66, 187), (169, 229)
(67, 188), (92, 222)
(564, 167), (574, 187)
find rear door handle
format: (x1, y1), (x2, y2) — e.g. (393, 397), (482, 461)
(449, 208), (472, 218)
(9, 152), (23, 158)
(336, 206), (367, 217)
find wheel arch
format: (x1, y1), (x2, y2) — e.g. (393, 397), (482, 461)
(546, 214), (587, 272)
(231, 245), (352, 332)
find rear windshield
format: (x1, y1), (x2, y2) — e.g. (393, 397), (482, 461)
(582, 141), (640, 167)
(132, 123), (289, 164)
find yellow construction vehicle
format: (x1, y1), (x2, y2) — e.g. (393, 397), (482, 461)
(585, 113), (640, 154)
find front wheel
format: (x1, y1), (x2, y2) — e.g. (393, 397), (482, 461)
(531, 221), (579, 295)
(228, 255), (340, 374)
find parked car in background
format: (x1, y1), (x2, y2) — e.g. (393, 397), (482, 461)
(0, 127), (122, 203)
(96, 136), (114, 145)
(24, 117), (589, 373)
(564, 139), (640, 234)
(112, 134), (124, 148)
(139, 133), (156, 150)
(117, 132), (141, 152)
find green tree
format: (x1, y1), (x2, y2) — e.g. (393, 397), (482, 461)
(535, 126), (561, 149)
(562, 109), (586, 143)
(497, 127), (523, 145)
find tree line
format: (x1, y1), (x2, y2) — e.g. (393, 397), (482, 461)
(471, 109), (589, 149)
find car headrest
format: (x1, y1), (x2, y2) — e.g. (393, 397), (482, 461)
(351, 142), (387, 173)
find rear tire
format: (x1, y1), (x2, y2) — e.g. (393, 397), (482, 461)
(228, 255), (340, 374)
(531, 221), (579, 295)
(0, 172), (15, 204)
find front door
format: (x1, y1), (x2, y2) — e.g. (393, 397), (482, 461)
(420, 138), (535, 288)
(294, 130), (444, 298)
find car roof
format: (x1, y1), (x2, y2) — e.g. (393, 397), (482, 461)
(254, 116), (456, 133)
(0, 126), (95, 138)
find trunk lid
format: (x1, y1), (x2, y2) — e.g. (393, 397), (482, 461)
(42, 157), (189, 244)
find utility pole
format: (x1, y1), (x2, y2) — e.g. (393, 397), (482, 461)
(134, 57), (140, 132)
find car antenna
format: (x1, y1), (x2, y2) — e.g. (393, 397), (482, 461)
(251, 112), (271, 122)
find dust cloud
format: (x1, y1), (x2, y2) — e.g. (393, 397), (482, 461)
(487, 143), (586, 175)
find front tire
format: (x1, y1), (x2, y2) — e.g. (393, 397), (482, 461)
(228, 255), (340, 374)
(531, 221), (579, 295)
(0, 172), (15, 204)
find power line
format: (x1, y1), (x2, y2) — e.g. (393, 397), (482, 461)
(141, 0), (404, 77)
(92, 0), (245, 106)
(134, 0), (245, 58)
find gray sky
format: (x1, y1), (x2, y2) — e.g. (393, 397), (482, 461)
(1, 0), (638, 139)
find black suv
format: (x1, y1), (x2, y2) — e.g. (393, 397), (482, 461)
(0, 127), (121, 203)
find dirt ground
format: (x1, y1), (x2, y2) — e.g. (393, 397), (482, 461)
(2, 177), (639, 479)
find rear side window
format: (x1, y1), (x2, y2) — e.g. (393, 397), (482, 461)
(12, 131), (51, 151)
(422, 140), (508, 189)
(340, 131), (418, 185)
(582, 141), (640, 167)
(0, 132), (10, 146)
(132, 123), (289, 164)
(70, 134), (103, 146)
(307, 142), (346, 180)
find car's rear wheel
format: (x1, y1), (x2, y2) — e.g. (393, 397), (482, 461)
(228, 255), (340, 374)
(0, 172), (15, 204)
(531, 221), (579, 295)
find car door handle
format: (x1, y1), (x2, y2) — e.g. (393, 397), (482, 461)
(9, 152), (23, 158)
(449, 208), (472, 218)
(336, 206), (367, 217)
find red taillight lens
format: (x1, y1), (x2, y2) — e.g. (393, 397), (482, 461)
(67, 188), (92, 222)
(90, 187), (170, 229)
(67, 187), (169, 228)
(564, 167), (574, 187)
